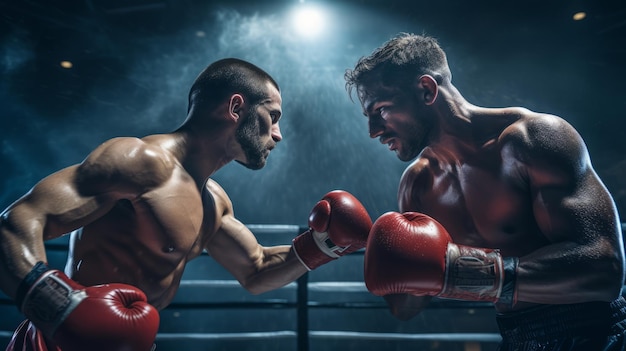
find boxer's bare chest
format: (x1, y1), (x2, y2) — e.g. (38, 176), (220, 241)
(415, 154), (546, 256)
(69, 171), (218, 306)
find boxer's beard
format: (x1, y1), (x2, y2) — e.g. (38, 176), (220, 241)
(235, 108), (267, 170)
(398, 114), (435, 162)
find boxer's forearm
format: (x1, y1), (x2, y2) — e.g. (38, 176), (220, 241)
(0, 207), (49, 300)
(515, 239), (623, 304)
(238, 245), (307, 295)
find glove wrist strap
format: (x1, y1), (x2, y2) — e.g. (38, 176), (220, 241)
(15, 261), (50, 310)
(292, 230), (337, 270)
(439, 244), (504, 302)
(497, 257), (519, 308)
(18, 265), (86, 338)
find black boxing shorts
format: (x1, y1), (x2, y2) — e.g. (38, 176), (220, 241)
(496, 296), (626, 351)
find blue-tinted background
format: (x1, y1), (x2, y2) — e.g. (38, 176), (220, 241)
(1, 0), (625, 225)
(2, 1), (626, 350)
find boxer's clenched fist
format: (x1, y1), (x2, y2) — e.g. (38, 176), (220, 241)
(16, 262), (159, 351)
(364, 212), (517, 304)
(292, 190), (372, 270)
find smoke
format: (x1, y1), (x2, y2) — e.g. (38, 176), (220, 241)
(4, 2), (622, 223)
(195, 5), (410, 223)
(1, 28), (34, 74)
(0, 3), (415, 223)
(93, 3), (412, 224)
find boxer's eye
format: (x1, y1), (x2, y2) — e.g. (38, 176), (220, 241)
(270, 111), (281, 123)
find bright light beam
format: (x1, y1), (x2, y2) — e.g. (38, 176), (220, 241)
(291, 4), (327, 39)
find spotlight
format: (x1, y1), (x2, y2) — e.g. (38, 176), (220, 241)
(291, 4), (327, 38)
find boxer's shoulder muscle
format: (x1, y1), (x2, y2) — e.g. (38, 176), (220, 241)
(399, 156), (434, 212)
(500, 113), (586, 162)
(77, 137), (176, 197)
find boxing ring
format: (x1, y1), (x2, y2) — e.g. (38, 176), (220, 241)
(0, 225), (514, 351)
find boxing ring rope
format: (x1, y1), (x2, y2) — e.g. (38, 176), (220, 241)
(152, 331), (501, 342)
(18, 224), (626, 350)
(0, 225), (508, 351)
(155, 274), (503, 350)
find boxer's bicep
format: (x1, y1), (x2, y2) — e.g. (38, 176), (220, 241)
(0, 164), (123, 297)
(506, 115), (623, 302)
(517, 173), (623, 302)
(207, 214), (299, 293)
(202, 185), (266, 282)
(520, 116), (620, 246)
(43, 138), (170, 236)
(2, 137), (171, 245)
(204, 185), (303, 293)
(3, 165), (117, 241)
(208, 215), (264, 271)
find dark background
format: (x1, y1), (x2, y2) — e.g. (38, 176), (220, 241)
(1, 0), (625, 226)
(1, 1), (625, 350)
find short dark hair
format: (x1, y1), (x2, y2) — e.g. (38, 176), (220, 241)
(344, 33), (451, 99)
(188, 58), (279, 113)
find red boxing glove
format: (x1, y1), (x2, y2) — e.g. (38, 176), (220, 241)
(16, 262), (159, 351)
(364, 212), (518, 305)
(293, 190), (372, 270)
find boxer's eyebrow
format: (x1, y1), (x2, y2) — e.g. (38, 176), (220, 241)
(363, 99), (378, 115)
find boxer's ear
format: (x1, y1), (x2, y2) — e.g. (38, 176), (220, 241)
(228, 94), (244, 122)
(415, 75), (438, 106)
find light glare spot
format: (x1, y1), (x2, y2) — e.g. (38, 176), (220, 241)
(292, 5), (326, 38)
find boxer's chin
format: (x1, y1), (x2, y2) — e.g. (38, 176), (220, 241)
(236, 156), (266, 170)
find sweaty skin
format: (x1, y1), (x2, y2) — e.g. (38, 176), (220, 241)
(359, 77), (624, 315)
(0, 81), (308, 310)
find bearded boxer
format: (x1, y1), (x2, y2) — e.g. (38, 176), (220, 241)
(0, 58), (372, 351)
(345, 33), (626, 350)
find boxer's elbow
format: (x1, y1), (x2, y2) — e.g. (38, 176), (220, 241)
(239, 275), (289, 295)
(601, 243), (625, 300)
(604, 255), (625, 301)
(593, 276), (624, 303)
(241, 281), (268, 295)
(584, 250), (625, 302)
